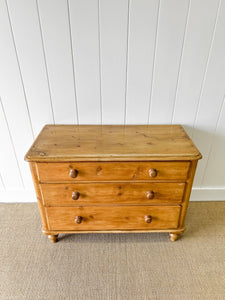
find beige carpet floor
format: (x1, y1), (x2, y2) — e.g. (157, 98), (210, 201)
(0, 202), (224, 300)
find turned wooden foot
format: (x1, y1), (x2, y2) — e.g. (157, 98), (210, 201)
(48, 234), (58, 243)
(169, 233), (181, 242)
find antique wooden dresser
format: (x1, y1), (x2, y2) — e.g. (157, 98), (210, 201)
(25, 125), (201, 243)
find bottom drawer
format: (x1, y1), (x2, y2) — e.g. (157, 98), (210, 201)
(46, 205), (181, 231)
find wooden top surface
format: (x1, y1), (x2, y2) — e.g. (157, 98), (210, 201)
(24, 125), (202, 162)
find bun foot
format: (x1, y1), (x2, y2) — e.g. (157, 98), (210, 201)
(169, 233), (180, 242)
(48, 234), (58, 243)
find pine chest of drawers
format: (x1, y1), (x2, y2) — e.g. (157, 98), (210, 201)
(25, 125), (201, 243)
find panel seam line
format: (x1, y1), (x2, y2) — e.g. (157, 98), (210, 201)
(36, 0), (55, 124)
(5, 0), (35, 139)
(171, 0), (191, 123)
(191, 0), (222, 137)
(67, 0), (79, 125)
(147, 0), (161, 124)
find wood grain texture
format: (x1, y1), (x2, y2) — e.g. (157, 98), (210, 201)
(179, 160), (198, 228)
(42, 227), (185, 235)
(36, 161), (190, 182)
(25, 124), (200, 241)
(28, 162), (48, 231)
(46, 205), (181, 231)
(40, 182), (185, 206)
(25, 125), (201, 161)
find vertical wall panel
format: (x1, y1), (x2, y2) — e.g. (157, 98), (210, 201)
(69, 0), (101, 124)
(38, 0), (78, 124)
(0, 173), (4, 190)
(0, 0), (225, 200)
(7, 0), (54, 137)
(0, 99), (23, 189)
(149, 0), (189, 124)
(0, 0), (34, 188)
(172, 0), (220, 136)
(203, 99), (225, 187)
(192, 0), (225, 187)
(100, 0), (128, 124)
(125, 0), (159, 124)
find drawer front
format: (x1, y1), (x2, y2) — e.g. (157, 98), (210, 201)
(46, 205), (181, 230)
(37, 162), (190, 182)
(41, 182), (185, 206)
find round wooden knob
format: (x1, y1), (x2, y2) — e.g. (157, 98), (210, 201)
(69, 169), (78, 178)
(72, 191), (80, 200)
(149, 168), (157, 178)
(145, 215), (152, 224)
(75, 216), (82, 224)
(146, 190), (154, 199)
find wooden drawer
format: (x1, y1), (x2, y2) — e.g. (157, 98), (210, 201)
(41, 182), (185, 206)
(37, 162), (190, 182)
(46, 205), (181, 230)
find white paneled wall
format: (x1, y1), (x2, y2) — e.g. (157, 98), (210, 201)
(0, 0), (225, 202)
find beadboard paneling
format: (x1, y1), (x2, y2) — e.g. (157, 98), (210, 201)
(0, 0), (33, 189)
(6, 0), (54, 137)
(125, 0), (159, 124)
(0, 0), (225, 201)
(37, 0), (78, 124)
(100, 0), (129, 124)
(172, 0), (220, 136)
(203, 98), (225, 187)
(192, 0), (225, 187)
(149, 0), (189, 124)
(0, 98), (23, 189)
(69, 0), (101, 124)
(0, 173), (4, 190)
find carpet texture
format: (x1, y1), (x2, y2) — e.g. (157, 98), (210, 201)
(0, 202), (224, 300)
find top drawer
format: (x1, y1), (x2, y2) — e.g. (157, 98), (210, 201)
(37, 162), (190, 182)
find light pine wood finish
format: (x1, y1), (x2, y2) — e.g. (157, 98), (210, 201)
(25, 125), (201, 242)
(48, 234), (58, 243)
(46, 206), (181, 231)
(24, 125), (201, 162)
(37, 161), (190, 182)
(40, 182), (185, 206)
(29, 163), (48, 232)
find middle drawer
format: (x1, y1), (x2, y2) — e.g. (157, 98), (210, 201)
(40, 182), (185, 206)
